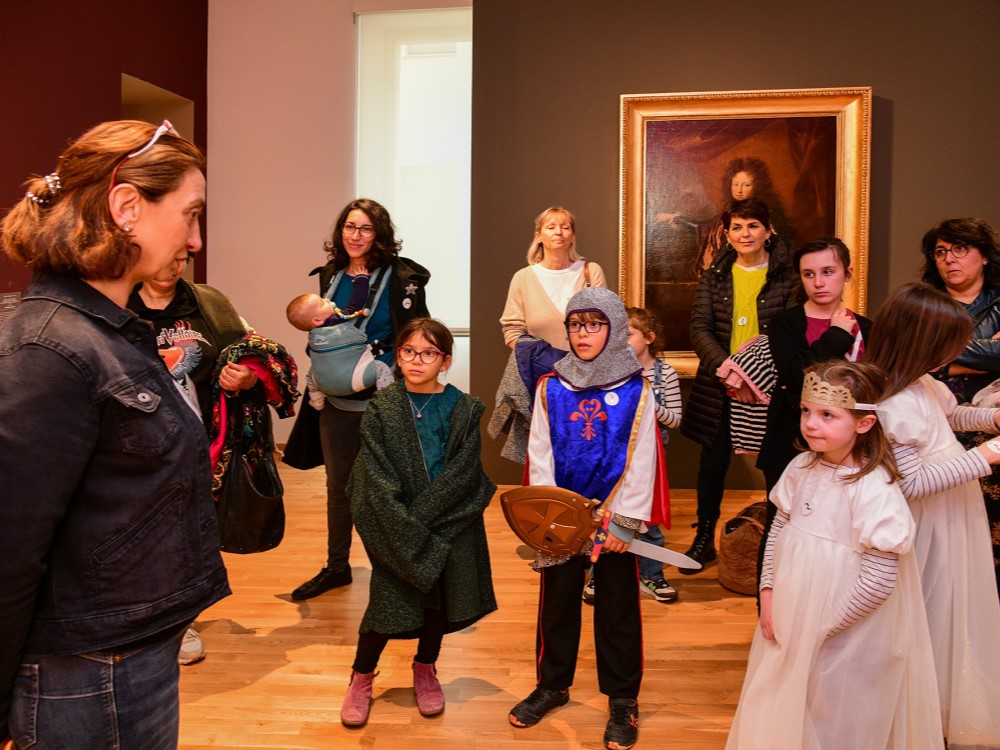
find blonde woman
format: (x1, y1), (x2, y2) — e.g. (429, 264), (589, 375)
(500, 206), (607, 349)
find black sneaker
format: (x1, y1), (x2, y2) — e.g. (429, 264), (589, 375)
(291, 566), (352, 600)
(509, 687), (569, 727)
(604, 697), (638, 749)
(582, 576), (596, 604)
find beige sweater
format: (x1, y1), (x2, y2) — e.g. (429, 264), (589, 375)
(499, 261), (607, 348)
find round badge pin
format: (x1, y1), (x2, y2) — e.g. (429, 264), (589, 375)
(605, 392), (619, 406)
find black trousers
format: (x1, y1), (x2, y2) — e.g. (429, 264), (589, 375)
(352, 607), (448, 674)
(535, 552), (642, 698)
(318, 406), (364, 570)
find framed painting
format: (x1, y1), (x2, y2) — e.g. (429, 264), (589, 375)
(619, 87), (871, 377)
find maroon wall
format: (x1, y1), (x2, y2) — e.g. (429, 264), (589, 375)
(0, 0), (208, 293)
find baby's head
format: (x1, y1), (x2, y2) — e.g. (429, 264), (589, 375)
(287, 293), (334, 331)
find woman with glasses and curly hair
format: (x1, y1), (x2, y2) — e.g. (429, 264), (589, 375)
(285, 198), (432, 601)
(922, 217), (1000, 597)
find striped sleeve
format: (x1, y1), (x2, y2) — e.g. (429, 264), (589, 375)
(649, 362), (682, 429)
(759, 509), (788, 590)
(827, 549), (899, 636)
(893, 442), (992, 500)
(948, 404), (1000, 433)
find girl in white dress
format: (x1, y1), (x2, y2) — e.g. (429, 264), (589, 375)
(866, 283), (1000, 749)
(727, 360), (942, 750)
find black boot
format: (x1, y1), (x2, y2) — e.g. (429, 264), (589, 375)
(679, 519), (717, 575)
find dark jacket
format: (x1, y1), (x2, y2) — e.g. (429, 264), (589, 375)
(0, 274), (230, 732)
(348, 382), (497, 635)
(756, 305), (872, 475)
(681, 240), (796, 447)
(127, 279), (247, 423)
(940, 286), (1000, 401)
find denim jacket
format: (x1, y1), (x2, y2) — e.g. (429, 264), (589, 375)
(0, 274), (230, 732)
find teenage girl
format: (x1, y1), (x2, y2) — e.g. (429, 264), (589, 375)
(727, 361), (942, 749)
(866, 283), (1000, 747)
(341, 318), (497, 727)
(756, 238), (870, 487)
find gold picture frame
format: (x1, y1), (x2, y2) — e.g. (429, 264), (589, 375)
(619, 87), (871, 377)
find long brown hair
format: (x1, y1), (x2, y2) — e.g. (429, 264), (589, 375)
(865, 282), (973, 398)
(800, 360), (900, 482)
(1, 120), (205, 280)
(324, 198), (402, 271)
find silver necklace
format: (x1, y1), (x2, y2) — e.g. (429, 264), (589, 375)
(407, 391), (437, 419)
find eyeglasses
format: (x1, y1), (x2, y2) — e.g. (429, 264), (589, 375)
(343, 222), (376, 239)
(566, 320), (609, 334)
(934, 244), (972, 261)
(398, 346), (444, 364)
(109, 120), (176, 189)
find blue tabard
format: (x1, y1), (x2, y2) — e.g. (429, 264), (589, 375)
(542, 375), (645, 504)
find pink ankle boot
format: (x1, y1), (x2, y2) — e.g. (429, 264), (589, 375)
(412, 661), (445, 716)
(341, 670), (376, 727)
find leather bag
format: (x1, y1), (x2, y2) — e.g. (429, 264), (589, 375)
(216, 451), (285, 554)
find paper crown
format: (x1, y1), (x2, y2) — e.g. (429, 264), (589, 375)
(801, 371), (877, 411)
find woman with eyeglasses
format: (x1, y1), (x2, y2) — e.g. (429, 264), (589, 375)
(922, 217), (1000, 597)
(285, 198), (431, 601)
(0, 120), (230, 749)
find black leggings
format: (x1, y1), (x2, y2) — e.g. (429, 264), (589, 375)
(352, 607), (448, 674)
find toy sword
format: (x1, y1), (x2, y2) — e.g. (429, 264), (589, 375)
(591, 509), (701, 570)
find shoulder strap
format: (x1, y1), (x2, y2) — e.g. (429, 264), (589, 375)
(322, 269), (346, 301)
(353, 265), (389, 331)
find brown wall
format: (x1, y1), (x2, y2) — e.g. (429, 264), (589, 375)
(0, 0), (209, 292)
(470, 0), (1000, 485)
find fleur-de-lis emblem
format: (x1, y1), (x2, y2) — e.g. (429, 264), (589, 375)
(570, 398), (607, 440)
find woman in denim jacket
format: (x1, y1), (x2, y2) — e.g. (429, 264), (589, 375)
(0, 120), (230, 749)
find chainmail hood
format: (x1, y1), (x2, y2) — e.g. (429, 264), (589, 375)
(553, 287), (642, 389)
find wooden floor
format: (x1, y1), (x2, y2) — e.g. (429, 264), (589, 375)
(178, 464), (764, 749)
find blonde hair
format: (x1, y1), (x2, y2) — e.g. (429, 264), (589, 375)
(526, 206), (582, 264)
(1, 120), (205, 280)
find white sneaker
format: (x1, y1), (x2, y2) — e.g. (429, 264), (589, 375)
(178, 626), (206, 665)
(582, 577), (596, 604)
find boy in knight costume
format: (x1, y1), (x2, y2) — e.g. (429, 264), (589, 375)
(508, 287), (668, 750)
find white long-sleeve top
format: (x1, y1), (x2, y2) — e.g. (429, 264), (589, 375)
(528, 374), (657, 524)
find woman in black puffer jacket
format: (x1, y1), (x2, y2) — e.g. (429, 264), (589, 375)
(679, 198), (795, 573)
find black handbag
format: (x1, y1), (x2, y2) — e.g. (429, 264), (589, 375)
(216, 450), (285, 554)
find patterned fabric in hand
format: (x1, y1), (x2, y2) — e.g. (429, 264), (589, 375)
(209, 334), (300, 496)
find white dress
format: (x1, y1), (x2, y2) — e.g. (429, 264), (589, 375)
(726, 454), (942, 749)
(878, 376), (1000, 748)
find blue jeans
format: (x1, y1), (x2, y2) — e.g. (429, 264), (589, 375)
(9, 625), (185, 750)
(638, 524), (666, 580)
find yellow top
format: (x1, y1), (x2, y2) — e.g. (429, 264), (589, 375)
(730, 264), (767, 353)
